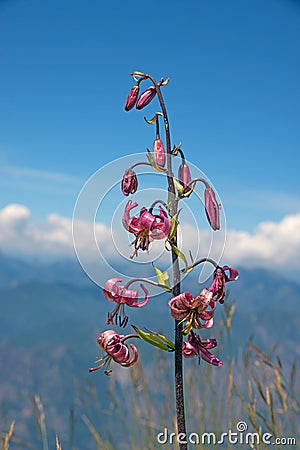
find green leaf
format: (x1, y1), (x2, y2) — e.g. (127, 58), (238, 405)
(132, 325), (175, 352)
(168, 210), (181, 241)
(144, 328), (175, 350)
(169, 242), (189, 272)
(172, 143), (182, 156)
(146, 149), (167, 172)
(152, 264), (171, 291)
(173, 177), (185, 197)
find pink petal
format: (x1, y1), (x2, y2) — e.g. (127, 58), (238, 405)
(122, 200), (139, 232)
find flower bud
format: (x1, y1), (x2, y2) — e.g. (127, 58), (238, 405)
(124, 83), (140, 111)
(204, 187), (221, 230)
(121, 168), (138, 196)
(153, 137), (166, 168)
(178, 161), (191, 188)
(136, 86), (156, 110)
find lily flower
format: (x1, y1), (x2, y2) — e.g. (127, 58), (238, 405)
(204, 186), (221, 230)
(103, 278), (149, 326)
(121, 168), (138, 196)
(209, 265), (239, 304)
(89, 330), (138, 375)
(136, 85), (157, 109)
(124, 82), (140, 111)
(153, 137), (166, 168)
(182, 331), (223, 366)
(122, 200), (171, 258)
(169, 289), (216, 333)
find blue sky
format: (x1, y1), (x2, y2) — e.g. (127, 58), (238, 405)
(0, 0), (300, 274)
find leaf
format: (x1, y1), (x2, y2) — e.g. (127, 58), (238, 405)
(132, 325), (175, 352)
(173, 177), (185, 197)
(146, 149), (167, 172)
(168, 210), (181, 241)
(144, 112), (163, 125)
(172, 143), (182, 156)
(131, 71), (146, 77)
(160, 77), (171, 86)
(169, 242), (189, 272)
(152, 264), (171, 291)
(144, 328), (175, 350)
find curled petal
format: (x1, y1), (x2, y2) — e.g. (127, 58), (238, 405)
(199, 346), (223, 366)
(122, 200), (139, 232)
(182, 342), (197, 358)
(169, 292), (194, 320)
(103, 278), (124, 302)
(121, 284), (149, 308)
(222, 265), (239, 282)
(151, 207), (171, 239)
(119, 343), (139, 367)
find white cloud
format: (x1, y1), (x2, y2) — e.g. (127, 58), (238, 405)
(0, 204), (299, 272)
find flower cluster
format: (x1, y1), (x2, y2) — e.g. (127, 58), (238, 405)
(89, 71), (239, 376)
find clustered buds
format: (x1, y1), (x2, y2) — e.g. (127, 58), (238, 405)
(122, 168), (138, 196)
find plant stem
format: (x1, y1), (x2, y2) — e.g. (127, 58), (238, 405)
(148, 74), (187, 449)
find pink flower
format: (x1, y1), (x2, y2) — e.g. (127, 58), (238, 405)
(204, 187), (221, 230)
(182, 331), (222, 367)
(178, 161), (192, 190)
(209, 265), (239, 304)
(169, 289), (216, 333)
(121, 168), (138, 196)
(136, 85), (156, 109)
(153, 137), (166, 168)
(124, 82), (140, 111)
(103, 278), (149, 326)
(122, 200), (171, 258)
(89, 330), (138, 375)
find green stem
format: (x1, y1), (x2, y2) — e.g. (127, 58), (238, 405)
(147, 74), (187, 450)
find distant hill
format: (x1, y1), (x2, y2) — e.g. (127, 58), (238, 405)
(0, 252), (299, 447)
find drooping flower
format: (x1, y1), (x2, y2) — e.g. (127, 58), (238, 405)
(178, 161), (191, 189)
(103, 278), (149, 326)
(122, 200), (171, 258)
(153, 137), (166, 168)
(182, 330), (223, 366)
(204, 186), (221, 230)
(169, 289), (216, 333)
(136, 85), (156, 109)
(124, 82), (140, 111)
(121, 168), (138, 196)
(89, 330), (138, 375)
(209, 265), (239, 304)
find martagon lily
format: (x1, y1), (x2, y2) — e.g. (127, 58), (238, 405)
(122, 200), (171, 258)
(89, 330), (139, 375)
(169, 289), (216, 334)
(182, 330), (222, 367)
(103, 278), (149, 326)
(209, 265), (239, 304)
